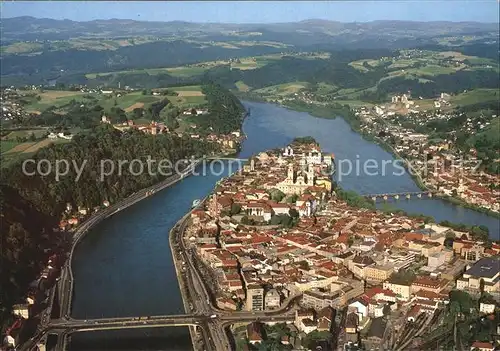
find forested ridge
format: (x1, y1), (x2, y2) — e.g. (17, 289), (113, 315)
(2, 126), (219, 217)
(1, 185), (61, 329)
(189, 83), (246, 134)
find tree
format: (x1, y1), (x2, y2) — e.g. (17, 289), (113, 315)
(347, 236), (354, 247)
(132, 107), (144, 119)
(269, 188), (286, 202)
(286, 194), (298, 204)
(288, 208), (299, 218)
(230, 203), (241, 215)
(191, 108), (197, 116)
(293, 136), (317, 145)
(444, 237), (454, 248)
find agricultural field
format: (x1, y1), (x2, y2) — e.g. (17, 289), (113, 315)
(393, 89), (499, 114)
(2, 129), (48, 141)
(17, 86), (207, 115)
(349, 58), (386, 72)
(232, 40), (290, 48)
(235, 81), (250, 92)
(164, 66), (208, 77)
(2, 37), (160, 56)
(1, 41), (44, 55)
(449, 88), (499, 106)
(0, 140), (23, 153)
(254, 82), (310, 96)
(1, 138), (71, 168)
(349, 50), (496, 83)
(20, 90), (90, 113)
(315, 83), (338, 94)
(84, 52), (320, 81)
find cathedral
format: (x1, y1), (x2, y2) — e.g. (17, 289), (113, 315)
(276, 163), (315, 195)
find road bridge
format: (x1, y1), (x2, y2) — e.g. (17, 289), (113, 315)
(43, 312), (294, 334)
(365, 191), (436, 201)
(51, 315), (202, 332)
(204, 156), (248, 161)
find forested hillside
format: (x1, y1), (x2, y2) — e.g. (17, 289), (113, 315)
(199, 83), (246, 134)
(1, 126), (219, 218)
(0, 185), (60, 328)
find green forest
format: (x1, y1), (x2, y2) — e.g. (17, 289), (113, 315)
(188, 83), (246, 134)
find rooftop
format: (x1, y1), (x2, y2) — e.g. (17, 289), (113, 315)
(465, 257), (500, 279)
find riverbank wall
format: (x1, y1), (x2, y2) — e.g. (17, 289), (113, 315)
(169, 196), (209, 351)
(168, 213), (197, 351)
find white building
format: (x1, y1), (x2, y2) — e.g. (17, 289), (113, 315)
(479, 302), (496, 314)
(12, 304), (29, 319)
(348, 298), (369, 321)
(264, 289), (281, 310)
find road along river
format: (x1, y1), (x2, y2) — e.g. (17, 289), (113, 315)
(69, 101), (499, 351)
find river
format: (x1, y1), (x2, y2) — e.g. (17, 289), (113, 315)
(69, 101), (499, 350)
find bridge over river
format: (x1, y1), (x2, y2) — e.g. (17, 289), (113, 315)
(48, 312), (294, 332)
(365, 191), (437, 201)
(204, 156), (249, 161)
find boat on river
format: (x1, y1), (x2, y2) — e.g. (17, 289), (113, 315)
(192, 199), (201, 208)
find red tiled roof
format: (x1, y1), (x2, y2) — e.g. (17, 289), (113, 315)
(470, 341), (494, 349)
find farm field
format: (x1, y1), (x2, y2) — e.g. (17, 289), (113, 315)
(349, 50), (496, 83)
(254, 82), (310, 95)
(1, 140), (24, 153)
(3, 37), (159, 56)
(1, 138), (71, 168)
(21, 90), (90, 113)
(2, 141), (37, 154)
(83, 52), (319, 81)
(3, 129), (48, 140)
(235, 81), (250, 92)
(449, 88), (499, 106)
(18, 86), (207, 115)
(396, 88), (499, 113)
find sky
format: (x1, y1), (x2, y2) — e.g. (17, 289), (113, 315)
(1, 1), (499, 23)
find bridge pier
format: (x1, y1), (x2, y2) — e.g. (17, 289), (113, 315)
(428, 193), (432, 198)
(383, 195), (388, 201)
(372, 196), (377, 202)
(394, 194), (399, 200)
(406, 194), (411, 199)
(417, 193), (422, 198)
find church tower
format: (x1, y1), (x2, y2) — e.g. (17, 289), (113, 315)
(287, 164), (294, 180)
(307, 164), (314, 186)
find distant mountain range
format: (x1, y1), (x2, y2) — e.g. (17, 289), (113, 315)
(2, 16), (498, 43)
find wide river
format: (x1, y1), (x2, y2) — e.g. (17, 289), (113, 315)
(69, 101), (499, 350)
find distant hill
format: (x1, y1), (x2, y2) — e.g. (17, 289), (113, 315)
(1, 17), (498, 86)
(1, 16), (498, 43)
